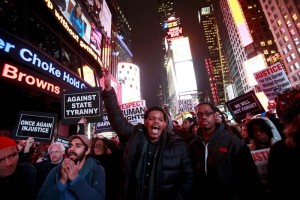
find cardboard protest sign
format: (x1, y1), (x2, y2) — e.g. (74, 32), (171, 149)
(254, 62), (291, 100)
(225, 90), (265, 122)
(95, 112), (113, 133)
(251, 148), (270, 184)
(178, 99), (194, 113)
(12, 111), (57, 142)
(120, 100), (146, 125)
(55, 136), (69, 148)
(61, 88), (103, 124)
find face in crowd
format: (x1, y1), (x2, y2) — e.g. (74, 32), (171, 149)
(67, 138), (89, 164)
(196, 103), (217, 131)
(0, 139), (18, 177)
(144, 107), (167, 143)
(48, 143), (65, 164)
(92, 139), (106, 156)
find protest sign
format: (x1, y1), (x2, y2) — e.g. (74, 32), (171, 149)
(95, 112), (113, 133)
(61, 88), (103, 124)
(225, 90), (265, 122)
(55, 136), (69, 148)
(251, 148), (270, 184)
(120, 100), (146, 125)
(254, 62), (291, 100)
(178, 99), (194, 113)
(12, 111), (57, 142)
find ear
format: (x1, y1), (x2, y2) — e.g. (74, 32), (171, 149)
(85, 148), (91, 155)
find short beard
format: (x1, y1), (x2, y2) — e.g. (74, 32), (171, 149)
(68, 150), (86, 164)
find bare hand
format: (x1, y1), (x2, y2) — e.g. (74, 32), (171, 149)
(102, 68), (112, 91)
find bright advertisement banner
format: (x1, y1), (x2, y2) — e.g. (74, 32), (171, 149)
(100, 0), (112, 38)
(254, 62), (292, 100)
(251, 148), (270, 184)
(228, 0), (253, 47)
(171, 37), (192, 63)
(120, 100), (146, 125)
(174, 61), (197, 93)
(243, 54), (267, 87)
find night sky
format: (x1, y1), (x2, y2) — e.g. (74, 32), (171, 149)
(126, 0), (210, 107)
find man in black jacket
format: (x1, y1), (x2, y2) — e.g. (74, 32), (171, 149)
(101, 68), (194, 200)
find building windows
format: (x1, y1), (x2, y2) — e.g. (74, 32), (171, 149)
(290, 65), (295, 72)
(295, 62), (300, 69)
(261, 41), (266, 46)
(287, 44), (292, 50)
(294, 38), (300, 45)
(292, 74), (298, 82)
(292, 13), (298, 21)
(291, 53), (296, 60)
(284, 35), (289, 42)
(286, 56), (291, 63)
(282, 48), (288, 54)
(267, 40), (273, 45)
(277, 20), (282, 26)
(280, 27), (285, 34)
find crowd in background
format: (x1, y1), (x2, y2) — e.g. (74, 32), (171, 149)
(0, 71), (299, 200)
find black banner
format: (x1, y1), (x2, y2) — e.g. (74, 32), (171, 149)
(12, 111), (57, 142)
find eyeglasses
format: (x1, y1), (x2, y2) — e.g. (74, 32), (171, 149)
(68, 143), (84, 148)
(196, 111), (214, 118)
(94, 144), (105, 149)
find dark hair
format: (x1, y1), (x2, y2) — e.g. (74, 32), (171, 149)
(144, 106), (167, 121)
(276, 87), (300, 124)
(195, 102), (215, 112)
(246, 118), (273, 139)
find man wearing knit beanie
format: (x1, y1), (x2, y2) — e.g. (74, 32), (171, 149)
(0, 136), (37, 199)
(37, 134), (105, 200)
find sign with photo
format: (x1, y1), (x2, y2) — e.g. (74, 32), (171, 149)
(225, 91), (265, 122)
(61, 88), (103, 124)
(12, 111), (57, 142)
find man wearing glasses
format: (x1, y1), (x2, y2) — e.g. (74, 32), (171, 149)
(188, 102), (264, 200)
(36, 135), (105, 200)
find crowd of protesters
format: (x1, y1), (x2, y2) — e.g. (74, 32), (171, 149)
(0, 69), (299, 200)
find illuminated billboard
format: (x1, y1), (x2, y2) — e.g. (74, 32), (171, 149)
(228, 0), (253, 47)
(117, 62), (141, 103)
(45, 0), (103, 66)
(171, 37), (193, 63)
(243, 54), (267, 87)
(100, 0), (112, 38)
(174, 61), (197, 93)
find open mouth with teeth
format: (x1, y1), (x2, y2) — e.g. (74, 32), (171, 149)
(151, 125), (160, 134)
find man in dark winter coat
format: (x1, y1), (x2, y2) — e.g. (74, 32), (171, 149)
(188, 102), (264, 200)
(101, 68), (194, 200)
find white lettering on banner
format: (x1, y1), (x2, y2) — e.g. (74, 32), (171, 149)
(19, 119), (53, 134)
(254, 62), (291, 100)
(19, 48), (61, 78)
(0, 36), (87, 89)
(67, 95), (97, 102)
(65, 108), (99, 116)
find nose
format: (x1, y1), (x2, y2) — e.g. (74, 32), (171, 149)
(3, 157), (13, 166)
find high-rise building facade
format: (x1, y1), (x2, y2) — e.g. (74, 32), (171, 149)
(198, 3), (232, 106)
(260, 0), (300, 87)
